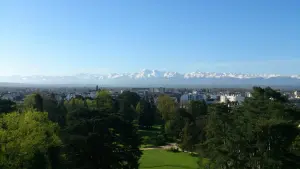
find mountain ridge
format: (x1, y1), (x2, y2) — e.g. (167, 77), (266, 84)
(1, 69), (300, 86)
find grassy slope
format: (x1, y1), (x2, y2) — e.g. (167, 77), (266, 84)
(140, 149), (199, 169)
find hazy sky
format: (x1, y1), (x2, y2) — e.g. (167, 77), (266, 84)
(0, 0), (299, 76)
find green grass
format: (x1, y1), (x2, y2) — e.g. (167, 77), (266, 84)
(140, 149), (200, 169)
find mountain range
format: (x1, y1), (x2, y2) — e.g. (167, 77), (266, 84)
(1, 69), (300, 87)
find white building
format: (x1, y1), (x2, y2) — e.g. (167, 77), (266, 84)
(89, 91), (97, 99)
(220, 94), (245, 104)
(294, 91), (300, 99)
(180, 92), (207, 105)
(1, 94), (15, 101)
(245, 92), (252, 98)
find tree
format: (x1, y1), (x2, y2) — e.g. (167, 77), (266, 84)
(164, 108), (186, 139)
(0, 99), (16, 114)
(64, 108), (142, 169)
(95, 90), (114, 112)
(164, 100), (207, 151)
(43, 95), (67, 127)
(86, 99), (97, 109)
(200, 87), (300, 169)
(188, 100), (207, 118)
(64, 98), (85, 112)
(156, 95), (176, 121)
(24, 93), (43, 112)
(118, 91), (140, 108)
(119, 99), (138, 122)
(0, 111), (63, 169)
(180, 122), (198, 152)
(136, 99), (155, 128)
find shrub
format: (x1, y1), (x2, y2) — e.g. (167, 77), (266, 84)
(154, 134), (166, 146)
(142, 136), (151, 145)
(167, 147), (180, 153)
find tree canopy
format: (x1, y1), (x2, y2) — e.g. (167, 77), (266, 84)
(0, 111), (62, 169)
(200, 87), (300, 169)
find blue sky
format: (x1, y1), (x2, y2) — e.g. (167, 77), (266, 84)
(0, 0), (299, 76)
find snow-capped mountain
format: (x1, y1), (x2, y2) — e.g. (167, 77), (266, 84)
(1, 69), (300, 87)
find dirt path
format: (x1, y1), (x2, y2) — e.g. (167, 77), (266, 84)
(141, 143), (179, 150)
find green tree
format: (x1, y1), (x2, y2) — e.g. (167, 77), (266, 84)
(42, 95), (67, 127)
(200, 87), (300, 169)
(188, 100), (207, 118)
(156, 95), (176, 121)
(64, 98), (85, 112)
(118, 91), (140, 108)
(0, 111), (62, 169)
(0, 99), (16, 114)
(24, 93), (43, 112)
(64, 108), (142, 169)
(86, 99), (97, 109)
(164, 108), (186, 139)
(136, 99), (155, 128)
(119, 99), (138, 122)
(95, 90), (114, 112)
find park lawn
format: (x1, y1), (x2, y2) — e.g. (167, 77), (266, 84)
(140, 149), (200, 169)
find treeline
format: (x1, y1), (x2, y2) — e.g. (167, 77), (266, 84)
(0, 90), (155, 169)
(0, 87), (300, 169)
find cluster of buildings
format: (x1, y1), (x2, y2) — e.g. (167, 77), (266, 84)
(1, 86), (300, 108)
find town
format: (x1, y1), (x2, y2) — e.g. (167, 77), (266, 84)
(1, 86), (300, 107)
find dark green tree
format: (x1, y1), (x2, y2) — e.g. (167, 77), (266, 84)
(0, 99), (16, 114)
(119, 99), (138, 122)
(118, 91), (141, 108)
(64, 108), (142, 169)
(24, 93), (43, 112)
(136, 99), (155, 128)
(200, 87), (300, 169)
(188, 100), (208, 117)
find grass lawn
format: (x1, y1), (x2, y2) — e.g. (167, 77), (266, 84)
(140, 149), (200, 169)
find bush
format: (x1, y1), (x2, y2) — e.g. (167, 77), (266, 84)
(154, 134), (166, 146)
(142, 136), (152, 145)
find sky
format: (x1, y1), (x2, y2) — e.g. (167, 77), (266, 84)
(0, 0), (299, 76)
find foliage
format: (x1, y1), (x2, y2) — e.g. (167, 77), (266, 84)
(64, 107), (142, 169)
(119, 99), (138, 122)
(95, 90), (115, 112)
(43, 95), (67, 127)
(118, 91), (141, 108)
(86, 99), (97, 109)
(136, 99), (156, 128)
(0, 99), (16, 114)
(0, 111), (62, 169)
(64, 98), (85, 112)
(165, 101), (207, 152)
(164, 108), (185, 139)
(201, 87), (300, 169)
(188, 100), (208, 117)
(142, 136), (152, 145)
(167, 147), (180, 153)
(154, 134), (167, 146)
(156, 95), (176, 121)
(23, 93), (43, 112)
(139, 126), (161, 147)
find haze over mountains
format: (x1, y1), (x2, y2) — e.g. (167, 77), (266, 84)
(1, 69), (300, 87)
